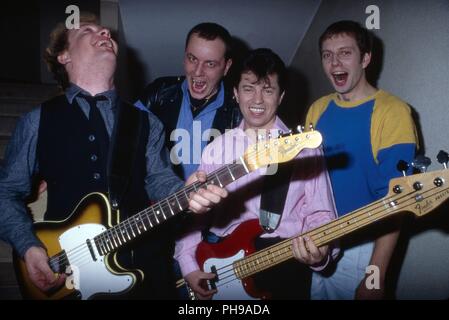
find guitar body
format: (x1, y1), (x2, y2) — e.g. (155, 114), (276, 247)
(13, 192), (143, 300)
(196, 219), (270, 300)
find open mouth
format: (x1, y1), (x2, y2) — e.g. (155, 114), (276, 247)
(191, 79), (207, 94)
(332, 71), (348, 86)
(249, 106), (265, 115)
(96, 39), (114, 51)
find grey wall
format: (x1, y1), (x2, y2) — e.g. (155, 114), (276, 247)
(118, 0), (320, 96)
(291, 0), (449, 299)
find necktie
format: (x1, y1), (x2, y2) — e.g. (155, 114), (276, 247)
(80, 94), (110, 176)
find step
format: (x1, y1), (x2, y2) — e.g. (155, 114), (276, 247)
(0, 115), (20, 136)
(0, 83), (60, 101)
(0, 285), (21, 300)
(0, 259), (20, 299)
(0, 97), (40, 116)
(0, 241), (12, 263)
(0, 262), (17, 287)
(0, 135), (9, 160)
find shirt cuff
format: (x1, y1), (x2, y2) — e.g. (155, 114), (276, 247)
(310, 254), (330, 272)
(16, 237), (45, 259)
(177, 254), (200, 277)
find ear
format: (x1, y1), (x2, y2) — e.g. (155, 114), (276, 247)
(57, 51), (71, 65)
(223, 58), (233, 76)
(233, 87), (239, 104)
(361, 52), (371, 69)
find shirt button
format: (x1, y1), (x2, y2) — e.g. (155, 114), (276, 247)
(88, 135), (96, 142)
(93, 173), (101, 180)
(90, 154), (98, 162)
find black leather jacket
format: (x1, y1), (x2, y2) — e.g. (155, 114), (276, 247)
(139, 76), (242, 178)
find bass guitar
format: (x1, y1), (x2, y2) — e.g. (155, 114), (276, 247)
(178, 166), (449, 299)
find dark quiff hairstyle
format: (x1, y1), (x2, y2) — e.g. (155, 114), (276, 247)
(44, 12), (99, 89)
(236, 48), (287, 93)
(319, 20), (373, 59)
(185, 22), (233, 61)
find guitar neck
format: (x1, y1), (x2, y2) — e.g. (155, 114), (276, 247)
(233, 189), (414, 279)
(94, 160), (249, 255)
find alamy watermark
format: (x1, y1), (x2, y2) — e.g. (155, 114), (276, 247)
(169, 123), (285, 175)
(365, 264), (380, 290)
(65, 5), (80, 29)
(365, 5), (380, 30)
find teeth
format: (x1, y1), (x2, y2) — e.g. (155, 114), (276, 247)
(332, 71), (346, 75)
(250, 107), (264, 112)
(98, 40), (112, 48)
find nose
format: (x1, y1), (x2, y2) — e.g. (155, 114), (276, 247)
(194, 62), (204, 76)
(331, 53), (341, 66)
(254, 89), (264, 104)
(99, 27), (111, 38)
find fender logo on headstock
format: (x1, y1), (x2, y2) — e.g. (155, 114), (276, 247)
(417, 199), (434, 212)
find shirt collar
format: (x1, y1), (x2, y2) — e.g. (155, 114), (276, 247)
(237, 116), (289, 132)
(65, 83), (117, 107)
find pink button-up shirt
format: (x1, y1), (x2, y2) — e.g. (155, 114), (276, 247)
(175, 117), (337, 276)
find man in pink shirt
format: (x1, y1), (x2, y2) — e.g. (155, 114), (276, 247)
(175, 48), (336, 299)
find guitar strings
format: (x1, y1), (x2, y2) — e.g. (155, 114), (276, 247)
(208, 184), (446, 290)
(45, 141), (280, 270)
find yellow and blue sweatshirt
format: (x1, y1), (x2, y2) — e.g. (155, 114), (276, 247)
(306, 90), (418, 216)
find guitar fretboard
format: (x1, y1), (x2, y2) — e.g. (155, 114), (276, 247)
(232, 186), (435, 279)
(93, 161), (249, 255)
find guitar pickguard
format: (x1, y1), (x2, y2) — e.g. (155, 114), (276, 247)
(203, 250), (257, 300)
(59, 224), (134, 299)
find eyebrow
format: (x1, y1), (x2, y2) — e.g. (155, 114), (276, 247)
(322, 46), (354, 52)
(186, 53), (220, 63)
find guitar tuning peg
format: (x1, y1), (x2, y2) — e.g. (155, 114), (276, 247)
(411, 155), (432, 173)
(296, 125), (303, 133)
(437, 150), (449, 169)
(396, 160), (409, 177)
(268, 132), (272, 139)
(278, 130), (283, 136)
(287, 129), (293, 135)
(309, 123), (314, 131)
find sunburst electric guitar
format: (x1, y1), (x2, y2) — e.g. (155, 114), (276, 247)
(178, 167), (449, 299)
(13, 129), (323, 300)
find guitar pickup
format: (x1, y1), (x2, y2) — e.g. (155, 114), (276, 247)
(207, 265), (218, 290)
(86, 239), (97, 261)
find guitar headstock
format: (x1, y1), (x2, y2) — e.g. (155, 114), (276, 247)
(386, 168), (449, 217)
(242, 129), (322, 172)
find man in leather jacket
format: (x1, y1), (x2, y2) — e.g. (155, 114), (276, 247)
(138, 22), (242, 180)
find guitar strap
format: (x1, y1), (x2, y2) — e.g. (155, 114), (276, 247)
(107, 100), (144, 210)
(259, 161), (294, 233)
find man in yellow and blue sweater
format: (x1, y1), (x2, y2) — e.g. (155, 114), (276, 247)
(306, 20), (418, 299)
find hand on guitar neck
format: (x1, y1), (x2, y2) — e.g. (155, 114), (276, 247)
(185, 171), (228, 214)
(292, 236), (329, 269)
